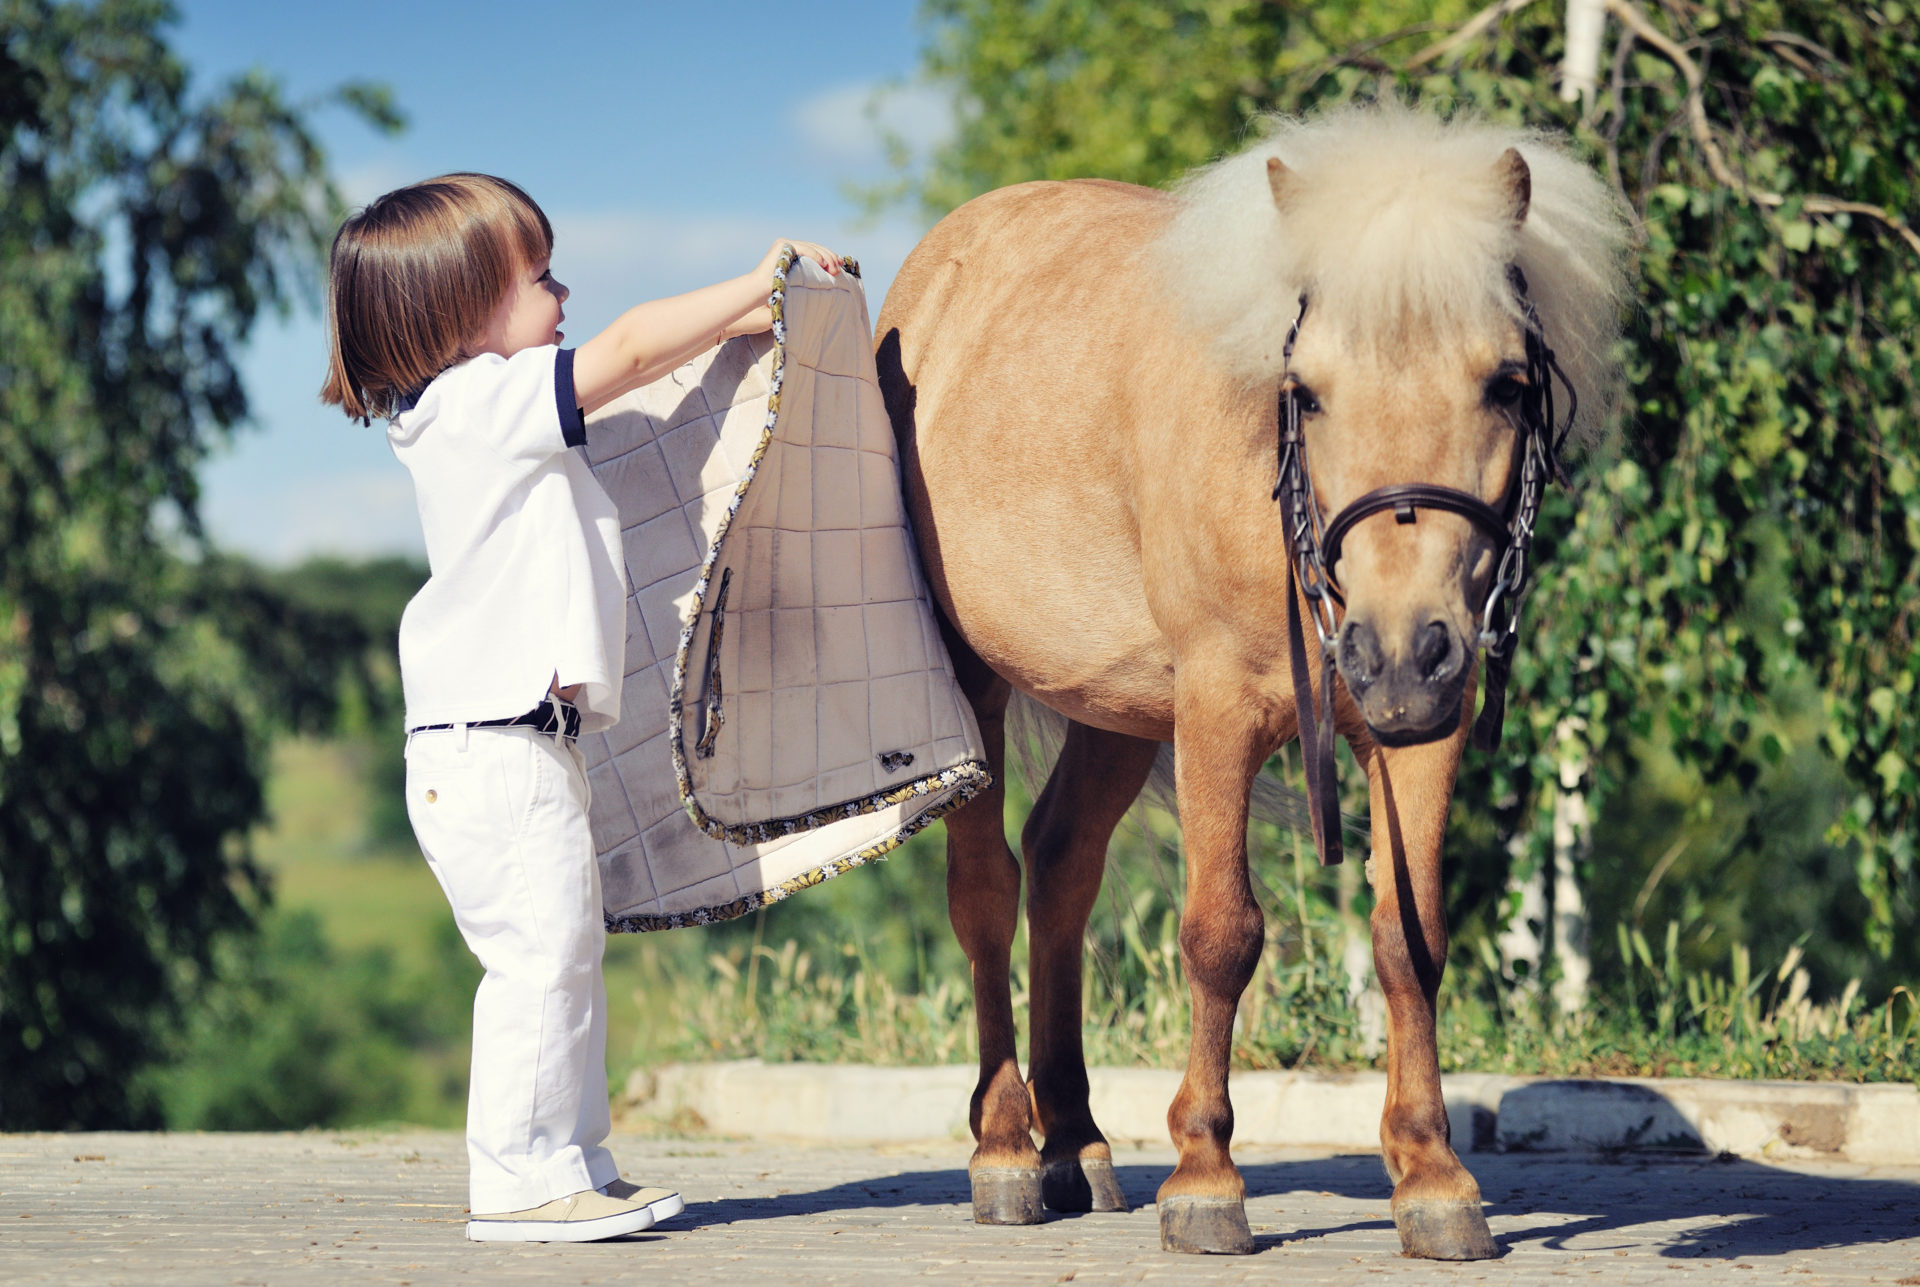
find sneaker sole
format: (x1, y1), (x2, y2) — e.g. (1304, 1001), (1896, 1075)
(465, 1204), (658, 1243)
(643, 1192), (685, 1225)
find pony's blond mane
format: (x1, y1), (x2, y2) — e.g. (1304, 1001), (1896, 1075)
(1158, 103), (1634, 447)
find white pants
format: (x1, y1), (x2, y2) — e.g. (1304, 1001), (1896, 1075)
(404, 724), (617, 1214)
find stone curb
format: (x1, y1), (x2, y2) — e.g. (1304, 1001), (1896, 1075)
(622, 1061), (1920, 1165)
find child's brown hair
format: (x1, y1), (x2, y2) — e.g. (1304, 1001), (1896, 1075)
(321, 173), (553, 423)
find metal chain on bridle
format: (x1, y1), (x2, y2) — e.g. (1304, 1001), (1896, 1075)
(1274, 267), (1578, 866)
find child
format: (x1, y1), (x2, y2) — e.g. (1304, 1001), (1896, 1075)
(320, 172), (839, 1243)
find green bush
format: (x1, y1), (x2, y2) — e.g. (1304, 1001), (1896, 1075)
(140, 909), (477, 1130)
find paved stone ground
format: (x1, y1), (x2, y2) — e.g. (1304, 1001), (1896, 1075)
(5, 1132), (1918, 1285)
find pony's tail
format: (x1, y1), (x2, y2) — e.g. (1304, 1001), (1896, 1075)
(1006, 692), (1310, 831)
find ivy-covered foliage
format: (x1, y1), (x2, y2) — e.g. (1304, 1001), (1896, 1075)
(908, 1), (1918, 983)
(0, 0), (398, 1127)
(1422, 0), (1920, 966)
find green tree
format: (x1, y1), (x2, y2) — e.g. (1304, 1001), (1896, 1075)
(913, 0), (1474, 210)
(0, 0), (399, 1127)
(904, 1), (1920, 990)
(1417, 0), (1920, 981)
(259, 556), (426, 848)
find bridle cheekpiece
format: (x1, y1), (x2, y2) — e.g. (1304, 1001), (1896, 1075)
(1275, 267), (1578, 866)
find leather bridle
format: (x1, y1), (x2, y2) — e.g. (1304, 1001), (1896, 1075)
(1274, 267), (1577, 866)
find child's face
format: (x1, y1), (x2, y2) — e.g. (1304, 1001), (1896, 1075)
(478, 253), (570, 357)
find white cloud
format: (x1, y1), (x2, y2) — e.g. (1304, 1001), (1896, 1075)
(546, 207), (929, 339)
(278, 471), (423, 561)
(202, 466), (424, 566)
(552, 211), (775, 294)
(333, 155), (419, 207)
(793, 81), (954, 167)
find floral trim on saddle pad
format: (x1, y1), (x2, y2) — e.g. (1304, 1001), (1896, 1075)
(605, 762), (985, 933)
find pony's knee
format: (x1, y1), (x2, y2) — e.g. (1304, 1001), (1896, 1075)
(1179, 898), (1264, 996)
(1370, 897), (1447, 996)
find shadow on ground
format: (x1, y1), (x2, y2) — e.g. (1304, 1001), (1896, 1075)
(683, 1152), (1920, 1260)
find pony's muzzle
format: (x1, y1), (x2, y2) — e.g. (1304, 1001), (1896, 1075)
(1336, 616), (1468, 746)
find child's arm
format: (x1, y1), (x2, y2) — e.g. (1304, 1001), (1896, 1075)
(577, 304), (772, 414)
(573, 240), (840, 414)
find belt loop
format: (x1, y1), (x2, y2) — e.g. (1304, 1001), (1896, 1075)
(456, 721), (468, 752)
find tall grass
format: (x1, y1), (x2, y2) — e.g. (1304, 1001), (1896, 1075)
(628, 815), (1920, 1085)
(221, 736), (1916, 1136)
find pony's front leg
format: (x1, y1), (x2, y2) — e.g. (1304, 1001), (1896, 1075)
(1157, 681), (1268, 1255)
(1360, 732), (1499, 1261)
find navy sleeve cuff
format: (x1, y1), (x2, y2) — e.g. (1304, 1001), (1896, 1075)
(555, 347), (587, 448)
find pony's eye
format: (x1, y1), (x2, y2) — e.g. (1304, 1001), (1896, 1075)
(1487, 374), (1527, 408)
(1289, 385), (1322, 416)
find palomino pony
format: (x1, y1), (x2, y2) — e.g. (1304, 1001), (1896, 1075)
(875, 105), (1630, 1260)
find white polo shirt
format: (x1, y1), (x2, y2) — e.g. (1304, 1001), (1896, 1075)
(388, 345), (627, 735)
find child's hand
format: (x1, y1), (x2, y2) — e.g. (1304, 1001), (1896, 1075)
(754, 239), (842, 281)
(575, 240), (841, 414)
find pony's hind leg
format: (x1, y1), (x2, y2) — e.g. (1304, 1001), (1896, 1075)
(1023, 719), (1159, 1215)
(1360, 734), (1499, 1261)
(942, 630), (1045, 1225)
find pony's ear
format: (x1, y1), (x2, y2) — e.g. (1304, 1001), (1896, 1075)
(1266, 156), (1295, 209)
(1495, 148), (1531, 229)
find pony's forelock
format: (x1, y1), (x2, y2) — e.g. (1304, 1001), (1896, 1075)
(1157, 103), (1634, 447)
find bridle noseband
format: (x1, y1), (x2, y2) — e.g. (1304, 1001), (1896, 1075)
(1275, 267), (1577, 866)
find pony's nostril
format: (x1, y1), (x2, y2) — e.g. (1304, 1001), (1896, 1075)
(1338, 620), (1386, 686)
(1415, 620), (1454, 681)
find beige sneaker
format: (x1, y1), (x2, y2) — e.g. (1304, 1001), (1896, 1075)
(466, 1188), (657, 1242)
(598, 1178), (686, 1225)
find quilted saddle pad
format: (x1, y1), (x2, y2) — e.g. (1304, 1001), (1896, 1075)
(579, 251), (990, 932)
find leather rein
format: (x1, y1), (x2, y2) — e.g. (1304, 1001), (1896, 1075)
(1274, 267), (1577, 866)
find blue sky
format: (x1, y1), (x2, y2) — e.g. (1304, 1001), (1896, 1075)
(172, 1), (948, 563)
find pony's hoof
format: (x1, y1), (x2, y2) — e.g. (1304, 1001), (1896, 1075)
(1158, 1195), (1254, 1254)
(1042, 1157), (1129, 1213)
(971, 1167), (1045, 1225)
(1392, 1198), (1500, 1260)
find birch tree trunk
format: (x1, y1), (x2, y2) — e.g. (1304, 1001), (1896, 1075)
(1497, 832), (1547, 994)
(1550, 729), (1594, 1014)
(1499, 720), (1594, 1014)
(1550, 791), (1593, 1013)
(1339, 857), (1386, 1055)
(1560, 0), (1608, 103)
